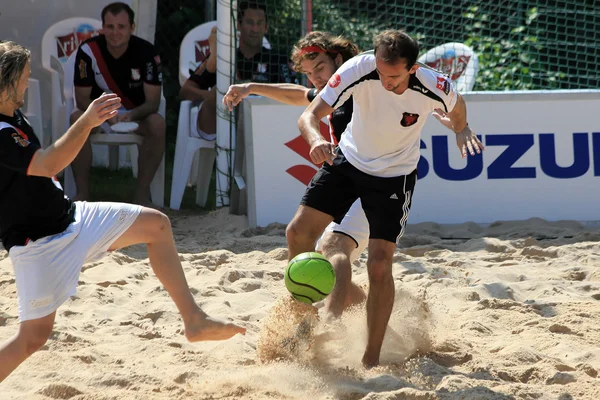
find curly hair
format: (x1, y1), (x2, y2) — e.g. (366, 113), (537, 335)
(0, 41), (30, 104)
(290, 31), (360, 73)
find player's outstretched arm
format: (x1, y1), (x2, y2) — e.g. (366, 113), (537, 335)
(298, 96), (336, 165)
(223, 83), (311, 111)
(28, 93), (121, 177)
(432, 94), (485, 158)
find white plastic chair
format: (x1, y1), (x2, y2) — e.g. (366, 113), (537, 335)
(418, 43), (479, 93)
(41, 17), (102, 146)
(23, 78), (45, 146)
(170, 21), (219, 210)
(170, 100), (216, 209)
(42, 19), (165, 207)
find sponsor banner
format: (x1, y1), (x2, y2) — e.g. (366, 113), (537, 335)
(243, 91), (600, 227)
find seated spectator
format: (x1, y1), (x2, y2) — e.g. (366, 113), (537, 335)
(179, 0), (296, 140)
(70, 2), (165, 207)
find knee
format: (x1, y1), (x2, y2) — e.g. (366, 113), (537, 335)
(145, 209), (172, 239)
(19, 324), (53, 356)
(143, 114), (166, 137)
(321, 247), (351, 273)
(367, 251), (393, 283)
(286, 219), (311, 246)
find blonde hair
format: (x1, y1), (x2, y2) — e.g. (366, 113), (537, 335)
(0, 41), (30, 103)
(290, 31), (360, 73)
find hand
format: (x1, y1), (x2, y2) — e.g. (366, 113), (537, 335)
(432, 108), (454, 131)
(222, 84), (250, 111)
(309, 138), (336, 165)
(117, 112), (132, 122)
(81, 93), (121, 128)
(455, 125), (485, 158)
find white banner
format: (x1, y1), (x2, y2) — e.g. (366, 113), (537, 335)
(243, 91), (600, 227)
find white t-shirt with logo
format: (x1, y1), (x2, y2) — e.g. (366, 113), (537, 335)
(319, 51), (458, 177)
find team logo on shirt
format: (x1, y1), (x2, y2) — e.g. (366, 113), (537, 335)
(328, 74), (341, 88)
(400, 112), (420, 127)
(78, 60), (87, 79)
(146, 62), (154, 81)
(256, 63), (267, 74)
(131, 68), (141, 81)
(11, 131), (30, 147)
(436, 76), (450, 95)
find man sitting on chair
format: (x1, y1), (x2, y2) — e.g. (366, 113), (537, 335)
(179, 0), (297, 141)
(70, 2), (165, 206)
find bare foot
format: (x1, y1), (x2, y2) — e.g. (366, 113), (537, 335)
(361, 353), (380, 369)
(184, 314), (246, 341)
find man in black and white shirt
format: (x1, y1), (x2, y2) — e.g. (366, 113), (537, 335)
(288, 30), (484, 368)
(0, 41), (244, 384)
(71, 2), (165, 206)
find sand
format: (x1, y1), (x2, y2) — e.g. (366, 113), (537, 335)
(1, 209), (599, 399)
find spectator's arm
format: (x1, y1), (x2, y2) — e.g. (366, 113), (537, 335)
(179, 78), (214, 102)
(74, 86), (93, 113)
(73, 46), (95, 112)
(122, 83), (161, 121)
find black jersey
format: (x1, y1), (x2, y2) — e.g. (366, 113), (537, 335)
(74, 35), (162, 110)
(189, 46), (297, 89)
(307, 88), (353, 144)
(0, 110), (74, 251)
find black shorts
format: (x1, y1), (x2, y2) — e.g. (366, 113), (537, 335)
(300, 150), (417, 243)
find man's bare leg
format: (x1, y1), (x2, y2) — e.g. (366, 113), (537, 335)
(285, 205), (333, 261)
(0, 313), (55, 383)
(362, 238), (396, 368)
(109, 207), (245, 340)
(320, 231), (366, 320)
(197, 86), (217, 135)
(134, 114), (165, 206)
(69, 110), (93, 201)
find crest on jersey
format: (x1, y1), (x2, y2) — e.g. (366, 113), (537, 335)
(78, 59), (87, 79)
(328, 73), (341, 88)
(11, 131), (30, 147)
(400, 112), (420, 127)
(436, 76), (450, 95)
(131, 68), (141, 81)
(256, 63), (267, 74)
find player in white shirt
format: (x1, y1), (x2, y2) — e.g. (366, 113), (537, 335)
(288, 30), (484, 368)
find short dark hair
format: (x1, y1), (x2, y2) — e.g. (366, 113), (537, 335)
(373, 30), (419, 68)
(101, 2), (135, 26)
(237, 1), (268, 24)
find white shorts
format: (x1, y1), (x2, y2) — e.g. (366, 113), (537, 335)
(8, 201), (142, 322)
(192, 101), (217, 141)
(316, 199), (369, 264)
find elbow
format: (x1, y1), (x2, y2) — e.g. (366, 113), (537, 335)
(297, 112), (307, 131)
(27, 151), (60, 178)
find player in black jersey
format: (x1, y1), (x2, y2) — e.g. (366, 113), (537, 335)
(179, 0), (297, 140)
(223, 32), (369, 321)
(70, 2), (165, 206)
(0, 41), (244, 384)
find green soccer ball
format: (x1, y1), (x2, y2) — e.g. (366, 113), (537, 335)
(285, 252), (336, 304)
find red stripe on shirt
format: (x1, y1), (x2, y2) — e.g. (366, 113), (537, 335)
(87, 42), (136, 110)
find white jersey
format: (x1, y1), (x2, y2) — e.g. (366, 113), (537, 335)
(319, 51), (458, 177)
